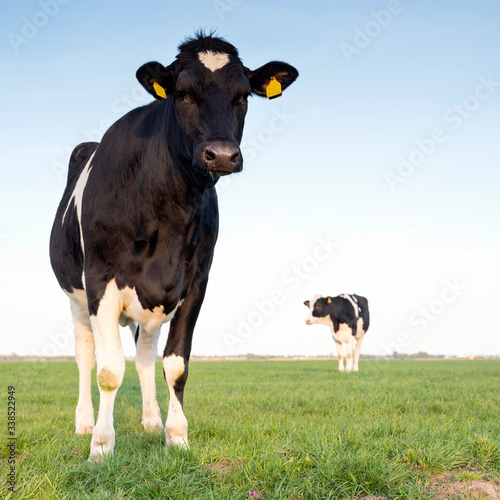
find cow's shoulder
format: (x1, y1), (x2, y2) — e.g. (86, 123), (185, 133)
(328, 295), (358, 321)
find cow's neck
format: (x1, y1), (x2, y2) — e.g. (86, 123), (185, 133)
(138, 100), (216, 224)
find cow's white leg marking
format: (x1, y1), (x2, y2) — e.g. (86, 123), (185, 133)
(70, 296), (95, 435)
(334, 341), (345, 372)
(88, 279), (125, 462)
(353, 335), (365, 372)
(163, 354), (188, 449)
(345, 338), (355, 372)
(135, 326), (163, 430)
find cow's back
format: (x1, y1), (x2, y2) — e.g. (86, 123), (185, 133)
(50, 142), (99, 293)
(67, 142), (99, 184)
(353, 294), (370, 333)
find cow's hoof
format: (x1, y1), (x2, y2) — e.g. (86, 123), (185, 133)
(166, 435), (189, 449)
(76, 425), (93, 435)
(89, 429), (115, 462)
(141, 416), (164, 432)
(88, 445), (113, 463)
(75, 406), (94, 435)
(165, 413), (188, 449)
(87, 452), (103, 463)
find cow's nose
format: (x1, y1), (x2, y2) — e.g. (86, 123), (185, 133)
(306, 320), (311, 325)
(202, 141), (242, 174)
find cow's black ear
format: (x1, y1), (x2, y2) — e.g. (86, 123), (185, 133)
(304, 300), (310, 307)
(136, 61), (175, 101)
(248, 61), (298, 99)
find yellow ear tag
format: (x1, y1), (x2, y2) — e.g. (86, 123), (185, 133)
(266, 76), (282, 99)
(153, 80), (167, 99)
(327, 297), (332, 304)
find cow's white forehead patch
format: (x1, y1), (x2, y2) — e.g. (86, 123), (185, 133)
(197, 51), (230, 72)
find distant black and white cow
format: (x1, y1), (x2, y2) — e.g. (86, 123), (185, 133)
(50, 33), (298, 461)
(304, 294), (370, 372)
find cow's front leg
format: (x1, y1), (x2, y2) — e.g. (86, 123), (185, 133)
(163, 353), (189, 448)
(162, 279), (208, 449)
(353, 335), (364, 372)
(70, 299), (95, 435)
(88, 283), (125, 462)
(135, 325), (163, 430)
(334, 340), (345, 372)
(345, 339), (355, 372)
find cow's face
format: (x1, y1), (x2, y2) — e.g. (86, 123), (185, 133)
(304, 295), (330, 325)
(136, 34), (298, 183)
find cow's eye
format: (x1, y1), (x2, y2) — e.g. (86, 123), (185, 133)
(174, 90), (189, 102)
(233, 93), (250, 106)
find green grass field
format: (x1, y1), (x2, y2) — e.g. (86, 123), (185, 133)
(1, 360), (499, 499)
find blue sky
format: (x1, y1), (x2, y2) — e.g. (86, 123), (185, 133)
(1, 0), (499, 358)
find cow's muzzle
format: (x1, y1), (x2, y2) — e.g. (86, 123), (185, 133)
(196, 141), (243, 175)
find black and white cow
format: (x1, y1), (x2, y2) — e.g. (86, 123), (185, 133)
(50, 32), (298, 461)
(304, 294), (369, 372)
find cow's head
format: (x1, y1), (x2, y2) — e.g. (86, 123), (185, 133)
(136, 32), (298, 183)
(304, 294), (330, 325)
